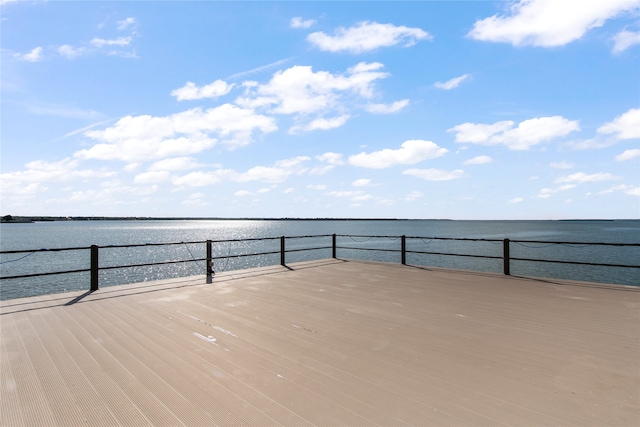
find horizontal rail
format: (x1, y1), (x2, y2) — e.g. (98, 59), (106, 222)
(0, 246), (91, 255)
(408, 249), (503, 260)
(1, 268), (91, 280)
(510, 257), (639, 269)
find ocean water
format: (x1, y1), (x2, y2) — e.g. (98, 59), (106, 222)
(1, 219), (638, 300)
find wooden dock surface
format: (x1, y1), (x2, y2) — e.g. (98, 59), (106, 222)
(2, 259), (639, 426)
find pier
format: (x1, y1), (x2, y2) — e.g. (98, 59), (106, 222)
(2, 259), (638, 426)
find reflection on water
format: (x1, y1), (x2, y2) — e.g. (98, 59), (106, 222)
(1, 220), (638, 300)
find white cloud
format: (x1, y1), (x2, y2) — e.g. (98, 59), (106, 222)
(352, 178), (371, 187)
(69, 181), (158, 204)
(326, 190), (372, 202)
(463, 155), (493, 165)
(403, 168), (464, 181)
(226, 58), (293, 80)
(537, 184), (576, 198)
(625, 186), (640, 196)
(58, 44), (86, 59)
(316, 152), (344, 165)
(117, 17), (136, 31)
(14, 46), (43, 62)
(90, 36), (132, 48)
(434, 74), (470, 90)
(148, 157), (204, 171)
(307, 184), (327, 190)
(555, 172), (620, 184)
(404, 191), (423, 201)
(349, 140), (448, 169)
(468, 0), (640, 47)
(171, 80), (235, 101)
(172, 156), (309, 187)
(597, 108), (640, 140)
(182, 193), (209, 207)
(508, 197), (524, 204)
(234, 190), (252, 196)
(613, 29), (640, 53)
(76, 104), (277, 162)
(289, 115), (350, 134)
(550, 161), (575, 169)
(0, 158), (114, 194)
(449, 116), (580, 150)
(307, 21), (432, 53)
(133, 171), (171, 184)
(615, 148), (640, 161)
(291, 17), (315, 29)
(364, 99), (409, 114)
(236, 62), (389, 116)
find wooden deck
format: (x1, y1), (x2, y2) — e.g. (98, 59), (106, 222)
(1, 259), (639, 426)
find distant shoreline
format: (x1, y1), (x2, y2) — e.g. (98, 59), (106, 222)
(1, 216), (629, 223)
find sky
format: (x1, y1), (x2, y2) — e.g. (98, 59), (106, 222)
(1, 0), (639, 220)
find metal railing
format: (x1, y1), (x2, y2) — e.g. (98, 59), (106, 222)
(1, 234), (638, 296)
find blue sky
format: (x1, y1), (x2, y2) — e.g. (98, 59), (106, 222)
(2, 0), (639, 219)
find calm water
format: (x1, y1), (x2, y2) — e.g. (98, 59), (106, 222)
(1, 219), (638, 300)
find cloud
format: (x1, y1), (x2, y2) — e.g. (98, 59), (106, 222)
(316, 152), (344, 165)
(90, 36), (132, 48)
(172, 156), (310, 187)
(434, 74), (470, 90)
(508, 197), (524, 204)
(404, 191), (423, 201)
(291, 17), (315, 29)
(148, 157), (204, 171)
(615, 148), (640, 161)
(613, 29), (640, 53)
(597, 108), (640, 140)
(0, 158), (114, 194)
(307, 21), (432, 53)
(625, 187), (640, 196)
(550, 161), (575, 169)
(236, 62), (389, 115)
(58, 44), (86, 59)
(326, 190), (372, 202)
(14, 46), (43, 62)
(468, 0), (640, 47)
(307, 184), (327, 190)
(69, 180), (158, 204)
(364, 99), (409, 114)
(226, 58), (293, 80)
(182, 193), (209, 207)
(349, 140), (448, 169)
(403, 168), (464, 181)
(117, 17), (136, 31)
(75, 105), (277, 162)
(171, 80), (235, 101)
(463, 155), (492, 165)
(537, 184), (576, 198)
(555, 172), (620, 184)
(449, 116), (580, 150)
(235, 62), (396, 132)
(133, 171), (171, 184)
(352, 178), (371, 187)
(289, 115), (350, 134)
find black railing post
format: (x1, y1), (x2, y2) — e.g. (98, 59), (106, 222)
(280, 236), (286, 266)
(206, 240), (213, 284)
(503, 238), (510, 275)
(90, 245), (99, 291)
(401, 235), (406, 265)
(332, 234), (337, 258)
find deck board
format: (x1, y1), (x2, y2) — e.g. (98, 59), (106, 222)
(2, 259), (639, 426)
